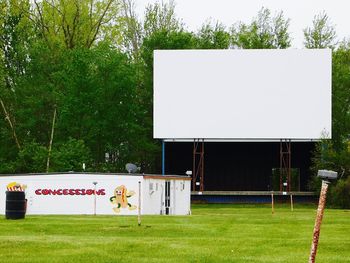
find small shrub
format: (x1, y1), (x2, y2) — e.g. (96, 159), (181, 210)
(328, 177), (350, 209)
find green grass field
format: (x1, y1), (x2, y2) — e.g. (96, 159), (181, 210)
(0, 204), (349, 263)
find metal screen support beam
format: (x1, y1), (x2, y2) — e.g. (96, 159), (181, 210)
(192, 139), (205, 191)
(280, 139), (291, 192)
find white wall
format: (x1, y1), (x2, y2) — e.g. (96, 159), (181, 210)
(154, 49), (332, 140)
(0, 174), (142, 215)
(172, 179), (191, 215)
(142, 179), (164, 215)
(142, 178), (191, 215)
(0, 174), (191, 215)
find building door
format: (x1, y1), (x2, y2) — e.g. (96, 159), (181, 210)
(165, 181), (171, 215)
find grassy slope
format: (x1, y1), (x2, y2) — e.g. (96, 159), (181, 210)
(0, 204), (349, 263)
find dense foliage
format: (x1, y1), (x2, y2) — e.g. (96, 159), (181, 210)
(0, 1), (349, 206)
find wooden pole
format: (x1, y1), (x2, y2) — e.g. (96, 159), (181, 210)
(309, 180), (329, 263)
(46, 107), (57, 173)
(138, 181), (141, 226)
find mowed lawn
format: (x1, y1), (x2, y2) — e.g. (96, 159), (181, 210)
(0, 204), (349, 263)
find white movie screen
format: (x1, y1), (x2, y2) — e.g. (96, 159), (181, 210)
(154, 49), (331, 140)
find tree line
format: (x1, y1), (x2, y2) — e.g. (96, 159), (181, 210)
(0, 1), (349, 205)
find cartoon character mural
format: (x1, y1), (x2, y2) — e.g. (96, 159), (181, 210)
(7, 182), (27, 191)
(110, 185), (137, 213)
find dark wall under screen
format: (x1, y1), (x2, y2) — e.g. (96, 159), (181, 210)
(164, 142), (316, 191)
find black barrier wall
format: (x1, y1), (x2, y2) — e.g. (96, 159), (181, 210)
(164, 142), (315, 191)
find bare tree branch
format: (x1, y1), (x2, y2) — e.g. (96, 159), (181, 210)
(87, 0), (114, 48)
(34, 0), (50, 44)
(0, 98), (21, 150)
(46, 105), (57, 173)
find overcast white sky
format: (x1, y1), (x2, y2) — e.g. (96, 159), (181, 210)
(135, 0), (350, 48)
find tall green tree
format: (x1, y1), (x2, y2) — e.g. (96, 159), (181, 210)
(0, 0), (34, 162)
(31, 0), (122, 49)
(231, 7), (291, 49)
(119, 0), (143, 57)
(143, 0), (183, 39)
(303, 12), (336, 48)
(119, 0), (183, 59)
(331, 42), (350, 150)
(0, 0), (33, 90)
(196, 20), (231, 49)
(13, 43), (140, 172)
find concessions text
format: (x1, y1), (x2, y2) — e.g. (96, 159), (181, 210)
(35, 189), (106, 196)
